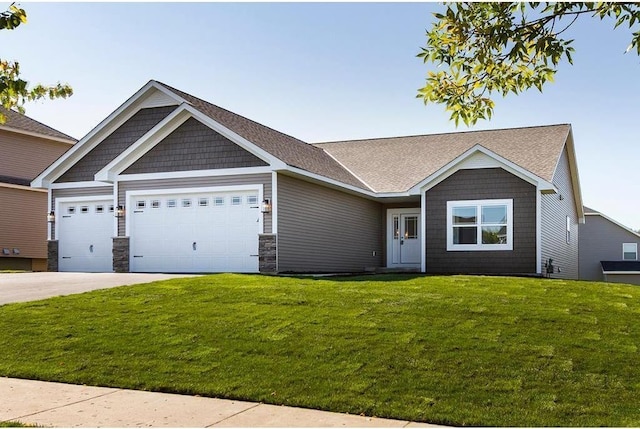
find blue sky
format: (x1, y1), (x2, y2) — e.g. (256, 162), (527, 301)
(5, 2), (639, 230)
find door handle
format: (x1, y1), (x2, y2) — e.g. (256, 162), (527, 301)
(192, 242), (197, 251)
(89, 244), (94, 253)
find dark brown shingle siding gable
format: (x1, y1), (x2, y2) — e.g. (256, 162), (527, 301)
(123, 117), (268, 174)
(57, 106), (176, 183)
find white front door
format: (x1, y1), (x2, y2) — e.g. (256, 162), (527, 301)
(57, 199), (114, 272)
(128, 189), (261, 273)
(387, 209), (421, 267)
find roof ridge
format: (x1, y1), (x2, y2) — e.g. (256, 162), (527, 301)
(313, 123), (572, 145)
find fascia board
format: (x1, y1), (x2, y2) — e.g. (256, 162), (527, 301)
(94, 106), (192, 182)
(32, 81), (184, 188)
(407, 144), (556, 194)
(562, 130), (585, 223)
(0, 125), (76, 145)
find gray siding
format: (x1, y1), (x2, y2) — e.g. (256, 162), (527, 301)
(50, 187), (114, 239)
(425, 168), (537, 274)
(117, 174), (272, 236)
(57, 107), (176, 183)
(123, 117), (267, 174)
(277, 173), (383, 272)
(603, 274), (640, 285)
(540, 146), (579, 279)
(579, 214), (640, 281)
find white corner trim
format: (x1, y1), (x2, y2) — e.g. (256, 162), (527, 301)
(408, 145), (557, 195)
(32, 81), (185, 188)
(421, 191), (426, 273)
(536, 188), (542, 274)
(271, 171), (278, 235)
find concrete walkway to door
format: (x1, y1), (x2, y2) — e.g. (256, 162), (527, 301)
(0, 272), (198, 305)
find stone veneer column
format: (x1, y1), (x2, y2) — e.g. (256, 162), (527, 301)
(47, 240), (59, 272)
(258, 234), (277, 273)
(112, 237), (130, 273)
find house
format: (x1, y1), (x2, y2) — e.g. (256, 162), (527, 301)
(1, 107), (76, 271)
(579, 207), (640, 285)
(31, 80), (584, 277)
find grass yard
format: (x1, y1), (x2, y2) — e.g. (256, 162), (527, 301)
(1, 274), (639, 426)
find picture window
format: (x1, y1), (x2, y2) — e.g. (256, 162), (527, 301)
(447, 199), (513, 251)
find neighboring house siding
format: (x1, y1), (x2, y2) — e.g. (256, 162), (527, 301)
(50, 186), (114, 239)
(277, 173), (383, 272)
(0, 131), (72, 180)
(540, 146), (579, 279)
(117, 174), (272, 236)
(123, 117), (268, 174)
(604, 274), (640, 285)
(57, 106), (176, 183)
(579, 214), (640, 281)
(0, 186), (48, 260)
(425, 168), (537, 274)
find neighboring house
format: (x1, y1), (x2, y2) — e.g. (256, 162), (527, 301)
(0, 107), (76, 270)
(32, 80), (584, 277)
(579, 207), (640, 285)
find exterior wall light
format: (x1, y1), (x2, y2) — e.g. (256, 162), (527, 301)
(116, 205), (126, 218)
(261, 199), (272, 214)
(47, 211), (55, 223)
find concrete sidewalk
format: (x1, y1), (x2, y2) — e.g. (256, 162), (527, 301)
(0, 378), (442, 428)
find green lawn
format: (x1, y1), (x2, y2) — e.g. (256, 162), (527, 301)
(1, 274), (639, 426)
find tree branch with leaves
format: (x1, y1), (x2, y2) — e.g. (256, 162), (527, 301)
(417, 2), (640, 126)
(0, 3), (72, 123)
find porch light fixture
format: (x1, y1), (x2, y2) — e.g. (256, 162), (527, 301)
(116, 205), (126, 218)
(47, 211), (55, 223)
(261, 198), (272, 214)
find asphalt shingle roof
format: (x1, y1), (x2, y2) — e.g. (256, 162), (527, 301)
(314, 125), (571, 193)
(0, 107), (76, 142)
(154, 81), (370, 190)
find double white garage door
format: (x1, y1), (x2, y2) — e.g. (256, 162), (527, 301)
(57, 189), (261, 273)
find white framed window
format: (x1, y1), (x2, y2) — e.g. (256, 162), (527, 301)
(214, 196), (225, 206)
(247, 195), (258, 205)
(566, 216), (571, 244)
(136, 200), (146, 209)
(182, 198), (192, 208)
(623, 243), (638, 260)
(67, 206), (75, 214)
(108, 205), (114, 213)
(198, 197), (209, 207)
(231, 196), (242, 205)
(95, 205), (104, 214)
(166, 199), (177, 208)
(447, 199), (513, 251)
(151, 200), (160, 209)
(80, 206), (89, 214)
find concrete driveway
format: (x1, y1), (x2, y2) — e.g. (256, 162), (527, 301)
(0, 272), (198, 305)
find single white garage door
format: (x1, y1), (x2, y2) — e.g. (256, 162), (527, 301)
(57, 199), (114, 272)
(129, 190), (260, 273)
